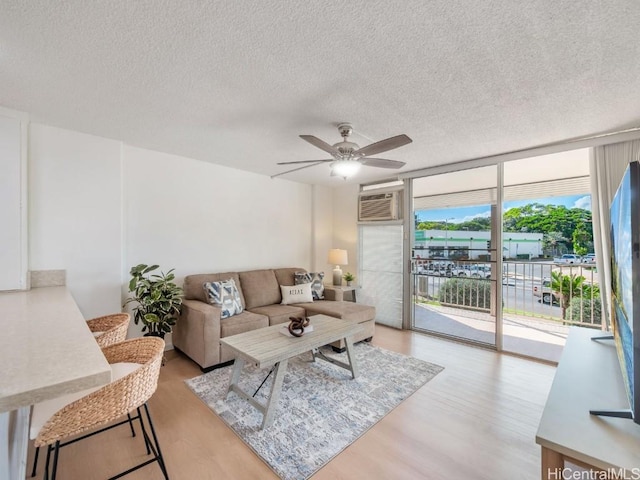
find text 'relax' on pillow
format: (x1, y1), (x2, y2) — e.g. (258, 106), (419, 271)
(281, 283), (313, 305)
(203, 279), (244, 319)
(294, 271), (324, 300)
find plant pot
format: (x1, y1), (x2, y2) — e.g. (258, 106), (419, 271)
(346, 281), (352, 286)
(144, 331), (166, 339)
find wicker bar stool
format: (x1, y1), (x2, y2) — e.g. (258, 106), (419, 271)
(86, 312), (130, 348)
(29, 337), (169, 480)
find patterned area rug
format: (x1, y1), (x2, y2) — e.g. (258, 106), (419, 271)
(185, 343), (443, 480)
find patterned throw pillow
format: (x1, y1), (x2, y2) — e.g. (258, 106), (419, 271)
(203, 279), (244, 319)
(280, 283), (314, 305)
(294, 272), (325, 300)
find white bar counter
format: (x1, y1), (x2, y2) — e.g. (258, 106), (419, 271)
(0, 286), (111, 479)
(536, 326), (640, 478)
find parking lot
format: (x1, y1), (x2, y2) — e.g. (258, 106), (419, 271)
(413, 259), (599, 323)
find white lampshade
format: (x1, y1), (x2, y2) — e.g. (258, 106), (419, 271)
(330, 160), (361, 178)
(328, 249), (348, 266)
(328, 249), (348, 286)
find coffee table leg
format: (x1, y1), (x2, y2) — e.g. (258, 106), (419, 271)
(226, 357), (245, 398)
(262, 358), (288, 429)
(344, 336), (358, 379)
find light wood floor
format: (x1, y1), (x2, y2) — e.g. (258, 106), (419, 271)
(27, 325), (556, 479)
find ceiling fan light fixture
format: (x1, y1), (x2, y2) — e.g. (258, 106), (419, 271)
(331, 160), (361, 178)
(271, 124), (412, 180)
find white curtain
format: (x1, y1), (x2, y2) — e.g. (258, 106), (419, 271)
(590, 139), (640, 329)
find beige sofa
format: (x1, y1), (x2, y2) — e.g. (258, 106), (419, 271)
(172, 267), (376, 371)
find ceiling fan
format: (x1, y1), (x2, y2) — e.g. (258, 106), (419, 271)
(272, 123), (412, 179)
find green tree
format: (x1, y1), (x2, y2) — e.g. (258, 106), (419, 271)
(457, 217), (491, 231)
(417, 201), (593, 249)
(544, 232), (568, 256)
(550, 271), (601, 320)
(417, 221), (441, 230)
(566, 296), (602, 325)
(503, 203), (592, 253)
(550, 271), (584, 319)
(438, 278), (491, 310)
(572, 222), (591, 256)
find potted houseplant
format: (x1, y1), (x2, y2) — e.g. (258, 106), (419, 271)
(343, 272), (355, 287)
(124, 264), (183, 338)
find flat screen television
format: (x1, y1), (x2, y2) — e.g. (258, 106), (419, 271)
(591, 160), (640, 423)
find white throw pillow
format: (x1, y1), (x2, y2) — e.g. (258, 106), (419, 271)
(280, 283), (313, 304)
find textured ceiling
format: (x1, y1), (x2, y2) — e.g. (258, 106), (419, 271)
(1, 1), (640, 186)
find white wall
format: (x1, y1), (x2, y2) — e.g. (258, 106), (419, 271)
(332, 184), (360, 276)
(0, 110), (27, 290)
(26, 121), (356, 343)
(123, 145), (313, 282)
(29, 124), (122, 318)
(122, 145), (315, 342)
(311, 185), (334, 273)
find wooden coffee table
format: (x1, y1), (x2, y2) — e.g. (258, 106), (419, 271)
(220, 314), (363, 429)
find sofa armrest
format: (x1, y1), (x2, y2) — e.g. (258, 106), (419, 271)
(173, 299), (222, 370)
(322, 286), (356, 302)
(323, 288), (337, 301)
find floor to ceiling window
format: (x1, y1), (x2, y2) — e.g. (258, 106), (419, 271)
(407, 148), (594, 362)
(501, 149), (593, 362)
(411, 165), (499, 347)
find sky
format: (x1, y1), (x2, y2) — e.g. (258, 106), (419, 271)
(416, 194), (592, 224)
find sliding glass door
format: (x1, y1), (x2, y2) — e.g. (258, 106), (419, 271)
(500, 150), (592, 362)
(407, 148), (593, 362)
(411, 166), (499, 347)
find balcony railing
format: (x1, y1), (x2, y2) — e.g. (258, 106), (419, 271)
(412, 259), (602, 328)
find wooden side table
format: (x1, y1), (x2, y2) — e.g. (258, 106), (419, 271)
(324, 285), (358, 302)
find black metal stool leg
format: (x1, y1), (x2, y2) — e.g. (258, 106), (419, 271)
(50, 441), (60, 480)
(31, 446), (40, 477)
(143, 403), (170, 480)
(43, 445), (52, 480)
(127, 412), (136, 437)
(136, 407), (151, 454)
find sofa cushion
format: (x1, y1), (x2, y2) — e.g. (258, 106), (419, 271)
(238, 269), (281, 309)
(184, 272), (245, 306)
(294, 271), (325, 300)
(280, 283), (313, 305)
(248, 304), (306, 326)
(220, 310), (269, 338)
(203, 279), (244, 319)
(298, 300), (375, 323)
(274, 267), (306, 287)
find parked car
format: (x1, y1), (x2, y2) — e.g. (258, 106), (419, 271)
(532, 277), (560, 304)
(553, 254), (581, 265)
(468, 264), (491, 279)
(582, 253), (596, 264)
(452, 264), (491, 279)
(417, 261), (454, 277)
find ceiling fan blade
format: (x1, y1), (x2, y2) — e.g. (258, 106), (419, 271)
(355, 134), (412, 157)
(271, 161), (327, 179)
(360, 158), (406, 169)
(277, 159), (332, 165)
(300, 135), (340, 156)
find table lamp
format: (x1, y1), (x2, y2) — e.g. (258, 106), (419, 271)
(328, 249), (348, 286)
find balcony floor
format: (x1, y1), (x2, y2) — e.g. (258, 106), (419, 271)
(413, 303), (570, 363)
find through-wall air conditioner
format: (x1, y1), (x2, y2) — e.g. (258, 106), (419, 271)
(358, 190), (403, 222)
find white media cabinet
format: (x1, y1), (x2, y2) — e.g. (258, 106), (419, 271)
(536, 327), (640, 478)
